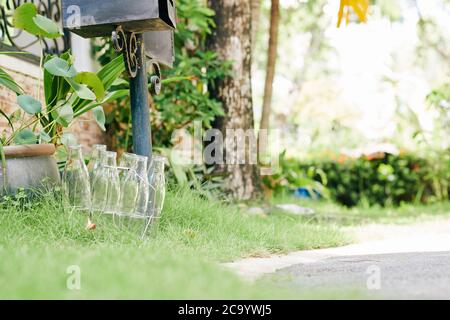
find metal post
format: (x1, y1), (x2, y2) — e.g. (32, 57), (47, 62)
(129, 34), (152, 159)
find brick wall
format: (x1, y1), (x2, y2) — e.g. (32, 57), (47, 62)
(0, 56), (104, 151)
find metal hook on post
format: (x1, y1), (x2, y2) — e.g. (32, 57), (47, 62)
(149, 61), (162, 95)
(112, 26), (141, 78)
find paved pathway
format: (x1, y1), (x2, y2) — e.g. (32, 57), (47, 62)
(273, 251), (450, 299)
(224, 218), (450, 299)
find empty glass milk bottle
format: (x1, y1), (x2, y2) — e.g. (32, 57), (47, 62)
(87, 144), (107, 180)
(118, 153), (139, 216)
(62, 145), (91, 211)
(91, 151), (120, 214)
(90, 150), (109, 212)
(134, 155), (149, 218)
(148, 155), (166, 220)
(104, 151), (121, 215)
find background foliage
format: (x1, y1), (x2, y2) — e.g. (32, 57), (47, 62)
(265, 151), (449, 207)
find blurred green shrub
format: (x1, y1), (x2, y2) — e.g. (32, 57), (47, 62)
(262, 151), (331, 200)
(264, 151), (449, 207)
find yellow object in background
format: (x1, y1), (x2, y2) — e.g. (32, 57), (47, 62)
(337, 0), (370, 27)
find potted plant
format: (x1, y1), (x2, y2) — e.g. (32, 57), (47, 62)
(0, 3), (127, 195)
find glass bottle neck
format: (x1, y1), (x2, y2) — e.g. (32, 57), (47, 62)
(91, 145), (107, 160)
(121, 153), (138, 170)
(135, 156), (148, 176)
(105, 152), (117, 167)
(68, 146), (83, 161)
(150, 158), (165, 174)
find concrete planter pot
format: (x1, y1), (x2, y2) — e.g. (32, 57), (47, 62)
(0, 144), (61, 195)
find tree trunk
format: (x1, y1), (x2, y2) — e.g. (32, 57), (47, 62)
(259, 0), (280, 132)
(207, 0), (261, 200)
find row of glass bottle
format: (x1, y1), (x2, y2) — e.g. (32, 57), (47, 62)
(62, 144), (166, 224)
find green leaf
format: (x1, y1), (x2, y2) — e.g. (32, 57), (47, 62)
(0, 67), (23, 95)
(32, 15), (62, 38)
(103, 89), (129, 103)
(43, 55), (56, 106)
(66, 77), (96, 101)
(92, 106), (106, 131)
(97, 55), (125, 90)
(196, 7), (216, 17)
(74, 72), (105, 100)
(44, 57), (77, 78)
(70, 55), (125, 114)
(13, 3), (62, 38)
(111, 78), (129, 87)
(13, 129), (36, 145)
(60, 132), (77, 147)
(12, 3), (41, 36)
(54, 101), (74, 127)
(17, 95), (42, 114)
(39, 130), (52, 143)
(73, 89), (129, 119)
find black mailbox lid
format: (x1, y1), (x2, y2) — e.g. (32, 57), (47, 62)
(144, 31), (175, 68)
(62, 0), (176, 38)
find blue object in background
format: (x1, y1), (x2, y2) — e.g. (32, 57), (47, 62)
(293, 188), (322, 199)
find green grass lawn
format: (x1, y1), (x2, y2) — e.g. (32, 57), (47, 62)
(1, 188), (448, 299)
(0, 189), (346, 299)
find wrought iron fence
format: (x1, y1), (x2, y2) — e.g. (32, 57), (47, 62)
(0, 0), (70, 61)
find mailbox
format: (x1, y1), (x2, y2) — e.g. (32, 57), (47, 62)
(61, 0), (177, 158)
(61, 0), (176, 69)
(145, 31), (174, 67)
(61, 0), (176, 38)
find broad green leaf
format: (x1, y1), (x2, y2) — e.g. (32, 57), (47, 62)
(92, 106), (106, 131)
(66, 77), (96, 101)
(12, 3), (41, 36)
(44, 57), (77, 77)
(13, 3), (62, 38)
(39, 130), (52, 143)
(74, 72), (105, 100)
(60, 132), (77, 147)
(13, 129), (36, 145)
(70, 55), (125, 113)
(54, 101), (74, 127)
(17, 95), (42, 114)
(44, 54), (73, 110)
(0, 67), (23, 95)
(32, 15), (62, 38)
